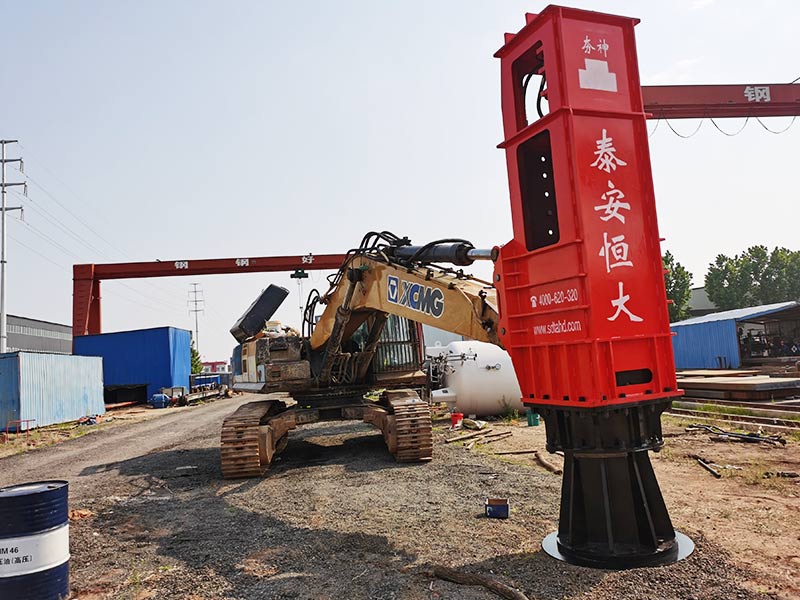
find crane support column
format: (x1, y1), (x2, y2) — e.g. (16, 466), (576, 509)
(493, 6), (692, 568)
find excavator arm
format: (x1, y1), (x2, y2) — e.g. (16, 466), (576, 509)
(309, 254), (501, 351)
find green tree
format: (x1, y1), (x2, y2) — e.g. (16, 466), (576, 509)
(758, 247), (800, 304)
(705, 245), (800, 310)
(705, 254), (750, 310)
(190, 340), (203, 374)
(662, 251), (692, 322)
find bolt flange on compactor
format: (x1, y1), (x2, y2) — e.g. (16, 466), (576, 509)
(492, 7), (693, 568)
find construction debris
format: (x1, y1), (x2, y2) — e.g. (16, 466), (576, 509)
(479, 448), (564, 475)
(686, 424), (786, 446)
(424, 565), (529, 600)
(692, 455), (722, 479)
(763, 471), (799, 479)
(533, 451), (563, 475)
(445, 429), (493, 444)
(68, 508), (95, 521)
(479, 432), (513, 444)
(676, 375), (800, 401)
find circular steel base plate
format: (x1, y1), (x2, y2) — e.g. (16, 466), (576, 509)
(542, 531), (695, 570)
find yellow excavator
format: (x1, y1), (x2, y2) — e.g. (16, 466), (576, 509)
(221, 232), (500, 478)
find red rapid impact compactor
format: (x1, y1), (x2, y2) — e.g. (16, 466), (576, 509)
(492, 6), (693, 568)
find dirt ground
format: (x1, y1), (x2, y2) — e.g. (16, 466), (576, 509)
(0, 403), (208, 460)
(0, 395), (797, 600)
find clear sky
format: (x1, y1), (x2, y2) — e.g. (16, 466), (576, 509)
(0, 0), (797, 362)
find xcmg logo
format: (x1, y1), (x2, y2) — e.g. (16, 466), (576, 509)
(387, 275), (445, 318)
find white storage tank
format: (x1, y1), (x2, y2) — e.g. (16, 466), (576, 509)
(429, 341), (523, 416)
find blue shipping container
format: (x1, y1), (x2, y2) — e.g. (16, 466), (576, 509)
(0, 352), (105, 430)
(74, 327), (191, 400)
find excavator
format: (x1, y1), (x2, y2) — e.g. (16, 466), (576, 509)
(220, 231), (500, 478)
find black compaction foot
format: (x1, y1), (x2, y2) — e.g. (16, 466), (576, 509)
(542, 531), (694, 569)
(534, 399), (694, 569)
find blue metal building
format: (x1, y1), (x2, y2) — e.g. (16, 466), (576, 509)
(671, 301), (799, 369)
(74, 327), (191, 401)
(0, 352), (105, 430)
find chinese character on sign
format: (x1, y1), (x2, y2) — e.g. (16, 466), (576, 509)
(235, 258), (250, 267)
(590, 129), (627, 173)
(301, 254), (314, 265)
(596, 38), (609, 57)
(174, 261), (189, 270)
(607, 281), (643, 323)
(743, 85), (771, 103)
(582, 35), (595, 54)
(599, 232), (633, 273)
(594, 180), (631, 224)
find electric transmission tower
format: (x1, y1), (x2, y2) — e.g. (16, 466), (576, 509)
(0, 140), (25, 354)
(187, 283), (204, 354)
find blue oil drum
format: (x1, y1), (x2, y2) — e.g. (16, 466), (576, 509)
(0, 481), (69, 600)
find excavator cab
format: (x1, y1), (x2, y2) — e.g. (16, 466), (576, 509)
(230, 284), (427, 395)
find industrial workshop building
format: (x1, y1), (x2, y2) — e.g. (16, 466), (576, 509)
(7, 314), (72, 354)
(671, 301), (800, 369)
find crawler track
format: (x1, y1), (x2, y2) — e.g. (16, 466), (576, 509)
(392, 402), (433, 462)
(220, 400), (274, 479)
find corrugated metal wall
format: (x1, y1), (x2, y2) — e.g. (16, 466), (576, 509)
(74, 327), (191, 399)
(0, 353), (104, 430)
(671, 319), (741, 369)
(168, 328), (191, 392)
(0, 354), (21, 429)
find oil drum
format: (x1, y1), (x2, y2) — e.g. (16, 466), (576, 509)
(0, 481), (70, 600)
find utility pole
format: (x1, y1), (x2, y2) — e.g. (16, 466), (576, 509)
(0, 141), (25, 354)
(187, 282), (204, 355)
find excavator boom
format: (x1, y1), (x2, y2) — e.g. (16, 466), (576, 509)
(310, 255), (500, 350)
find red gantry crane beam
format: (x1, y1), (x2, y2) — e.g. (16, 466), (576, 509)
(73, 254), (347, 339)
(642, 83), (800, 119)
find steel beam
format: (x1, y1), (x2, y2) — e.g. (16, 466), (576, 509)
(72, 253), (348, 338)
(642, 84), (800, 119)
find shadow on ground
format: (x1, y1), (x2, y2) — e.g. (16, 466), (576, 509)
(80, 421), (413, 482)
(71, 423), (766, 600)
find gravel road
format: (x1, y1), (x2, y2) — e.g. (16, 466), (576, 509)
(0, 396), (775, 600)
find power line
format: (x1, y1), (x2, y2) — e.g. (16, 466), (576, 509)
(10, 166), (191, 304)
(8, 231), (66, 270)
(8, 187), (108, 257)
(7, 197), (190, 314)
(16, 143), (136, 259)
(10, 149), (192, 299)
(8, 144), (230, 331)
(7, 233), (191, 317)
(20, 219), (83, 260)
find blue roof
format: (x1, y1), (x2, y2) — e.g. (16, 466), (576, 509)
(672, 301), (799, 327)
